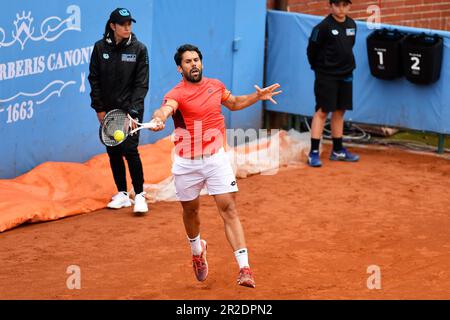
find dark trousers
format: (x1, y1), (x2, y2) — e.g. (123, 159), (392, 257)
(106, 131), (144, 194)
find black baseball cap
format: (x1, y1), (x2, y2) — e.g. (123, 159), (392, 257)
(109, 8), (136, 24)
(330, 0), (352, 4)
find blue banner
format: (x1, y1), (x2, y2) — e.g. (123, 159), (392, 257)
(0, 1), (152, 178)
(266, 10), (450, 135)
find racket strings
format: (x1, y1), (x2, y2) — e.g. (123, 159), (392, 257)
(104, 118), (116, 138)
(101, 109), (129, 146)
(124, 117), (132, 134)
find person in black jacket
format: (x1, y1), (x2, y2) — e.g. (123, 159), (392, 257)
(88, 8), (149, 214)
(306, 0), (360, 167)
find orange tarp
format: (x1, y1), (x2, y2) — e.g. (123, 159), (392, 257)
(0, 137), (174, 232)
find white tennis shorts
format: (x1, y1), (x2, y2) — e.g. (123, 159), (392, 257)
(172, 148), (238, 201)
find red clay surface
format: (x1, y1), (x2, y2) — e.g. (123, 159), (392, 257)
(1, 145), (449, 300)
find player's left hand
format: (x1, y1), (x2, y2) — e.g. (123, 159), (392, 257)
(255, 83), (282, 104)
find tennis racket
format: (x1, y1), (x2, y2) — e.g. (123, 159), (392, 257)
(99, 109), (157, 147)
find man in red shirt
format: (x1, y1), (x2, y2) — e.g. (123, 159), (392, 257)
(149, 44), (281, 288)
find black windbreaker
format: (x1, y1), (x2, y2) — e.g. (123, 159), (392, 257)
(307, 15), (356, 78)
(88, 32), (149, 117)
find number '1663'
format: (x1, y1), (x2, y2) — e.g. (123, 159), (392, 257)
(5, 101), (34, 123)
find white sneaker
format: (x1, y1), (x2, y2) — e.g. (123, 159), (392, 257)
(133, 192), (148, 215)
(107, 192), (132, 209)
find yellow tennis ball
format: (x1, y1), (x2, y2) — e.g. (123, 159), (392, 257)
(113, 130), (125, 142)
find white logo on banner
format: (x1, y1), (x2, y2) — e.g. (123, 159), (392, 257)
(0, 6), (81, 50)
(0, 80), (76, 105)
(0, 5), (92, 125)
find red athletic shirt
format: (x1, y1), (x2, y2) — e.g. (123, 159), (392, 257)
(163, 77), (231, 158)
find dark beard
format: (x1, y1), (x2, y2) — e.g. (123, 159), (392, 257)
(184, 69), (202, 83)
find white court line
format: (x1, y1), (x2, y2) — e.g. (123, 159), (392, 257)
(0, 108), (4, 113)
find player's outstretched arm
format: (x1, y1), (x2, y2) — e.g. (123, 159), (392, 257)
(148, 99), (178, 131)
(223, 83), (282, 111)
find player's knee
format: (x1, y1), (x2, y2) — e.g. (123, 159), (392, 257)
(183, 207), (199, 217)
(220, 204), (238, 221)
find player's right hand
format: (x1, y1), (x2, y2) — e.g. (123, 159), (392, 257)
(149, 117), (165, 131)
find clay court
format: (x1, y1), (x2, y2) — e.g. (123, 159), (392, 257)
(0, 144), (449, 300)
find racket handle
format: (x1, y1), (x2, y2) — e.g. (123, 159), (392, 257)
(129, 122), (157, 135)
(142, 122), (157, 129)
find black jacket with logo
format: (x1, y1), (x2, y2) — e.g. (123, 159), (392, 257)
(307, 15), (357, 78)
(88, 32), (149, 118)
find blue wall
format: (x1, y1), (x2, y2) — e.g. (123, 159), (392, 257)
(266, 10), (450, 135)
(229, 0), (266, 130)
(0, 0), (265, 178)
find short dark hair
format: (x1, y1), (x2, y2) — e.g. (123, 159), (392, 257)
(174, 44), (203, 66)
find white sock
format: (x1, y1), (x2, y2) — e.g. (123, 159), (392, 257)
(234, 248), (250, 269)
(188, 234), (202, 256)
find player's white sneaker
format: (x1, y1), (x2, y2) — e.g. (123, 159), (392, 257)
(107, 192), (132, 209)
(133, 192), (148, 215)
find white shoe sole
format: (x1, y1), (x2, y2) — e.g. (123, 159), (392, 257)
(107, 202), (132, 209)
(133, 206), (149, 214)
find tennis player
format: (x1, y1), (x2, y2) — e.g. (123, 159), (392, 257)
(149, 44), (281, 288)
(306, 0), (360, 167)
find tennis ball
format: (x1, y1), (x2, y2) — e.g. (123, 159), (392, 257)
(113, 130), (125, 142)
